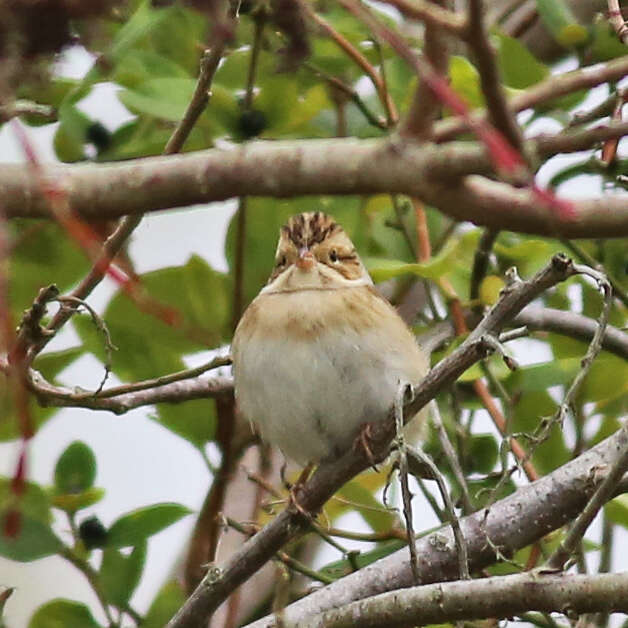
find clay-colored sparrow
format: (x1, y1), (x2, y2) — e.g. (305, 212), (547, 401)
(232, 212), (428, 467)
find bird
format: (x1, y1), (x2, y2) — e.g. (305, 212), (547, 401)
(231, 211), (429, 468)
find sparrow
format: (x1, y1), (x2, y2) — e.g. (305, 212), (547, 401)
(231, 211), (429, 467)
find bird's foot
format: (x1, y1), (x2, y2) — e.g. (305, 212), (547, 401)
(353, 422), (380, 472)
(287, 463), (314, 519)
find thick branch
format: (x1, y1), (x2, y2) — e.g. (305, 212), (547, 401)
(295, 571), (628, 628)
(245, 425), (628, 628)
(3, 136), (628, 237)
(512, 306), (628, 360)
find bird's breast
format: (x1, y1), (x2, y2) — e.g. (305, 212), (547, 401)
(231, 287), (427, 464)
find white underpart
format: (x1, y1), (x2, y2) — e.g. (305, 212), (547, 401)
(235, 323), (418, 466)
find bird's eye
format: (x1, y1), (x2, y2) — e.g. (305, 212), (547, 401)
(277, 255), (287, 267)
(329, 249), (339, 263)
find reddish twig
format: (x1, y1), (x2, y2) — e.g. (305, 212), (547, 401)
(400, 0), (451, 139)
(301, 3), (398, 125)
(608, 0), (628, 45)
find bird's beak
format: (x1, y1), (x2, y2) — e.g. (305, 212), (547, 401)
(295, 247), (315, 271)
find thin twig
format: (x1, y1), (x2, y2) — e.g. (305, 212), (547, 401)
(465, 0), (524, 154)
(322, 526), (406, 542)
(301, 2), (398, 125)
(445, 283), (539, 482)
(164, 11), (236, 154)
(56, 296), (117, 394)
(569, 88), (627, 127)
(0, 100), (56, 123)
(553, 266), (612, 426)
(393, 382), (419, 583)
(560, 238), (628, 309)
(406, 444), (470, 580)
(303, 62), (387, 129)
(225, 516), (335, 584)
(429, 400), (474, 514)
(434, 55), (628, 143)
(400, 0), (450, 139)
(512, 307), (628, 361)
(469, 228), (499, 303)
(412, 198), (431, 262)
(31, 354), (231, 401)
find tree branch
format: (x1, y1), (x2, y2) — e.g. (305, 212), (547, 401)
(28, 370), (233, 414)
(293, 571), (628, 628)
(244, 425), (628, 628)
(381, 0), (465, 35)
(399, 0), (451, 139)
(465, 0), (524, 154)
(3, 135), (628, 237)
(433, 54), (628, 142)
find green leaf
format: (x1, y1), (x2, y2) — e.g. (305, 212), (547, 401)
(54, 103), (92, 162)
(581, 356), (628, 404)
(449, 56), (484, 109)
(139, 4), (209, 73)
(100, 541), (147, 607)
(118, 78), (199, 122)
(54, 441), (97, 495)
(97, 118), (209, 161)
(0, 478), (52, 524)
(495, 33), (549, 89)
(366, 234), (464, 283)
(336, 476), (397, 533)
(0, 516), (62, 561)
(33, 347), (84, 382)
(28, 599), (101, 628)
(9, 220), (88, 321)
(143, 580), (186, 628)
(319, 539), (405, 580)
(468, 433), (498, 474)
(507, 358), (581, 391)
(535, 0), (589, 48)
(74, 256), (231, 381)
(154, 399), (217, 448)
(494, 236), (564, 276)
(109, 0), (173, 63)
(51, 487), (105, 514)
(0, 347), (83, 442)
(107, 503), (191, 548)
(590, 15), (628, 61)
(113, 49), (190, 88)
(509, 391), (569, 475)
(605, 495), (628, 529)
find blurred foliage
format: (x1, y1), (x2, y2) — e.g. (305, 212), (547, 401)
(1, 0), (627, 626)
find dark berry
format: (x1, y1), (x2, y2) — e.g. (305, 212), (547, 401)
(238, 109), (267, 139)
(79, 516), (108, 549)
(85, 122), (111, 152)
